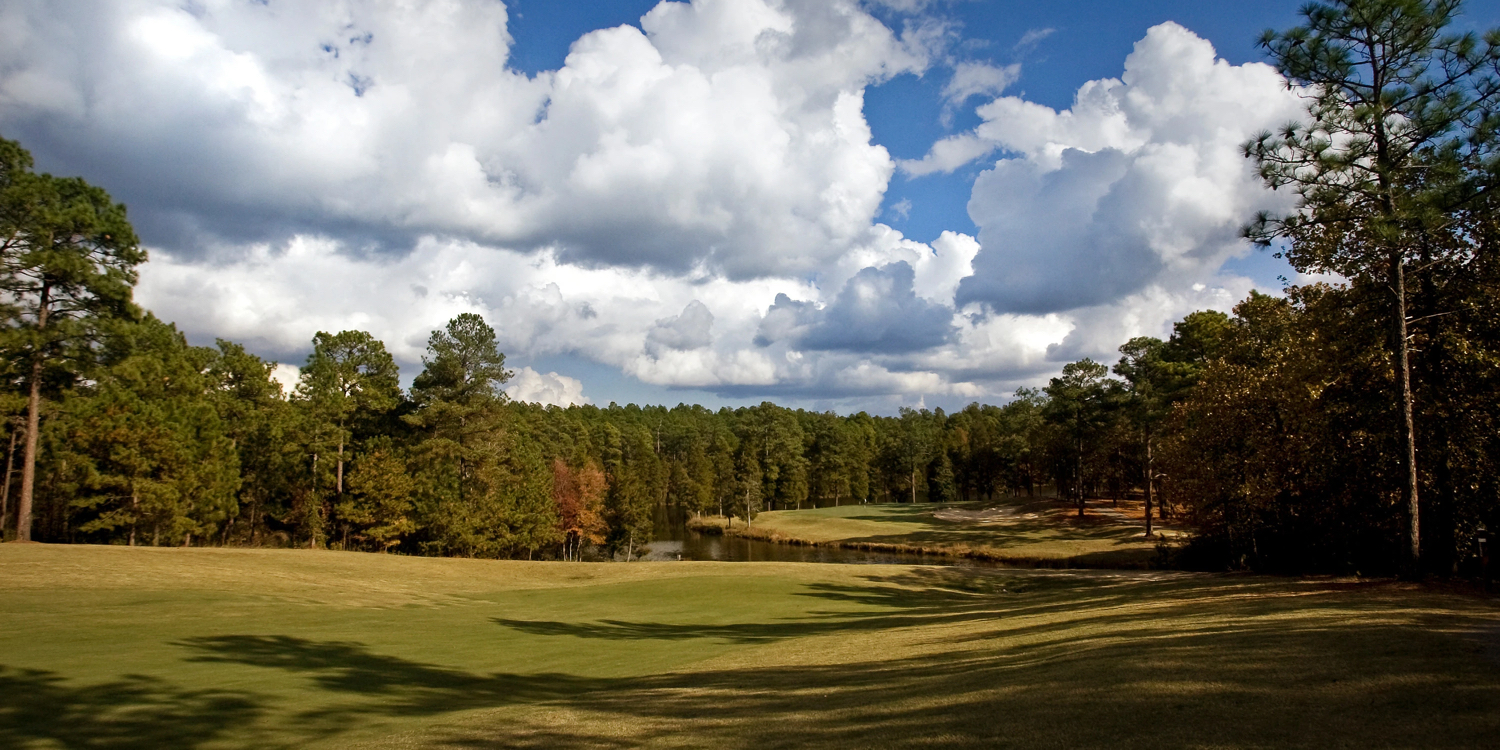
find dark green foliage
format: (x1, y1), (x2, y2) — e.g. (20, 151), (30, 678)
(338, 441), (416, 552)
(1244, 0), (1500, 570)
(2, 127), (1495, 575)
(294, 329), (402, 546)
(205, 340), (298, 547)
(16, 289), (1496, 572)
(44, 316), (239, 545)
(1042, 359), (1126, 516)
(0, 134), (145, 540)
(410, 313), (511, 408)
(404, 314), (553, 558)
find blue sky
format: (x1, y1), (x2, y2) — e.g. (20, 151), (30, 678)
(510, 0), (1427, 409)
(508, 0), (1498, 247)
(5, 0), (1499, 412)
(505, 1), (1305, 246)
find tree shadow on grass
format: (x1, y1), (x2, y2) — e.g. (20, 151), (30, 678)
(163, 582), (1500, 749)
(12, 568), (1495, 748)
(441, 576), (1500, 748)
(492, 567), (1054, 644)
(178, 635), (609, 717)
(0, 666), (264, 749)
(492, 568), (1208, 646)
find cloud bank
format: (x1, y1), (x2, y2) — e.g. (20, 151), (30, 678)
(0, 2), (1305, 410)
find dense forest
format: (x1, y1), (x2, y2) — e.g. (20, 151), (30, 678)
(4, 0), (1500, 576)
(3, 269), (1494, 576)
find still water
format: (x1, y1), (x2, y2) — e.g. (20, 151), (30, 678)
(643, 505), (982, 567)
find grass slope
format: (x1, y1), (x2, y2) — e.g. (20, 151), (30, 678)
(696, 498), (1178, 566)
(2, 545), (1498, 748)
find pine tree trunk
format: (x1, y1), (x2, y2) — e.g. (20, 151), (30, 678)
(1394, 252), (1421, 574)
(310, 453), (320, 549)
(15, 277), (49, 543)
(1076, 431), (1085, 518)
(249, 497), (260, 546)
(16, 355), (44, 542)
(1, 425), (17, 539)
(1144, 435), (1154, 538)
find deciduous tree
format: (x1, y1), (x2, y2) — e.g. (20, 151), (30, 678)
(1245, 0), (1500, 571)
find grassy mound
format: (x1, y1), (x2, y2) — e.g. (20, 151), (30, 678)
(1, 544), (1498, 748)
(691, 499), (1180, 567)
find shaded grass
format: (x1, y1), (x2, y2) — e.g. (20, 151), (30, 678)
(1, 544), (1498, 748)
(690, 499), (1177, 567)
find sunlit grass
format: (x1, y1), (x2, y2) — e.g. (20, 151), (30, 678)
(2, 544), (1497, 748)
(696, 498), (1181, 566)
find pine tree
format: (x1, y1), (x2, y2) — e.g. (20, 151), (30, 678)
(340, 443), (416, 551)
(0, 136), (145, 541)
(1245, 0), (1500, 572)
(295, 330), (401, 501)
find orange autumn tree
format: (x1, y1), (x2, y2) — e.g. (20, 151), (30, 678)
(551, 458), (607, 561)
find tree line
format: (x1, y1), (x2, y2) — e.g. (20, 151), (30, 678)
(2, 0), (1498, 575)
(2, 269), (1494, 575)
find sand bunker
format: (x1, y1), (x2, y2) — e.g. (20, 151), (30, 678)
(931, 507), (1040, 525)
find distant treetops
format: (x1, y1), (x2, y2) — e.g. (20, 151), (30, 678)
(2, 0), (1497, 576)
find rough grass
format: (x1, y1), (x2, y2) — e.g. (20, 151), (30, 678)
(2, 544), (1499, 748)
(692, 498), (1180, 567)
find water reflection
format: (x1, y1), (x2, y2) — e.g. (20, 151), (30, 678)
(646, 505), (986, 567)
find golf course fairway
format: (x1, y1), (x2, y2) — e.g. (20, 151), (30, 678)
(2, 544), (1498, 748)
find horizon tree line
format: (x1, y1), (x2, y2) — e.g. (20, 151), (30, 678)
(2, 0), (1498, 575)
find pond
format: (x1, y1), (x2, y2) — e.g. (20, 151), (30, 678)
(642, 504), (996, 567)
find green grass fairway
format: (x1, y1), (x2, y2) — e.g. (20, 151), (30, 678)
(2, 545), (1498, 748)
(702, 498), (1177, 566)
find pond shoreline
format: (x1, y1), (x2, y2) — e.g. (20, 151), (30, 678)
(685, 513), (1164, 570)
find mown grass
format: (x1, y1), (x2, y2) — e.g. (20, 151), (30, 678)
(2, 544), (1498, 748)
(692, 498), (1176, 567)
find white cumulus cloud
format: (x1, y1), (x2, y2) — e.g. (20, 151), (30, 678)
(505, 367), (591, 408)
(4, 5), (1308, 410)
(0, 0), (929, 279)
(938, 22), (1304, 315)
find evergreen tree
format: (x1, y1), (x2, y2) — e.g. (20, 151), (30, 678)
(339, 442), (416, 551)
(206, 340), (295, 546)
(1044, 360), (1124, 516)
(0, 136), (145, 541)
(1245, 0), (1500, 571)
(731, 444), (763, 528)
(296, 330), (401, 499)
(930, 450), (959, 504)
(64, 316), (239, 546)
(895, 408), (938, 503)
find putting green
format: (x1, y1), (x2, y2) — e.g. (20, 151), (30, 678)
(1, 544), (1497, 748)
